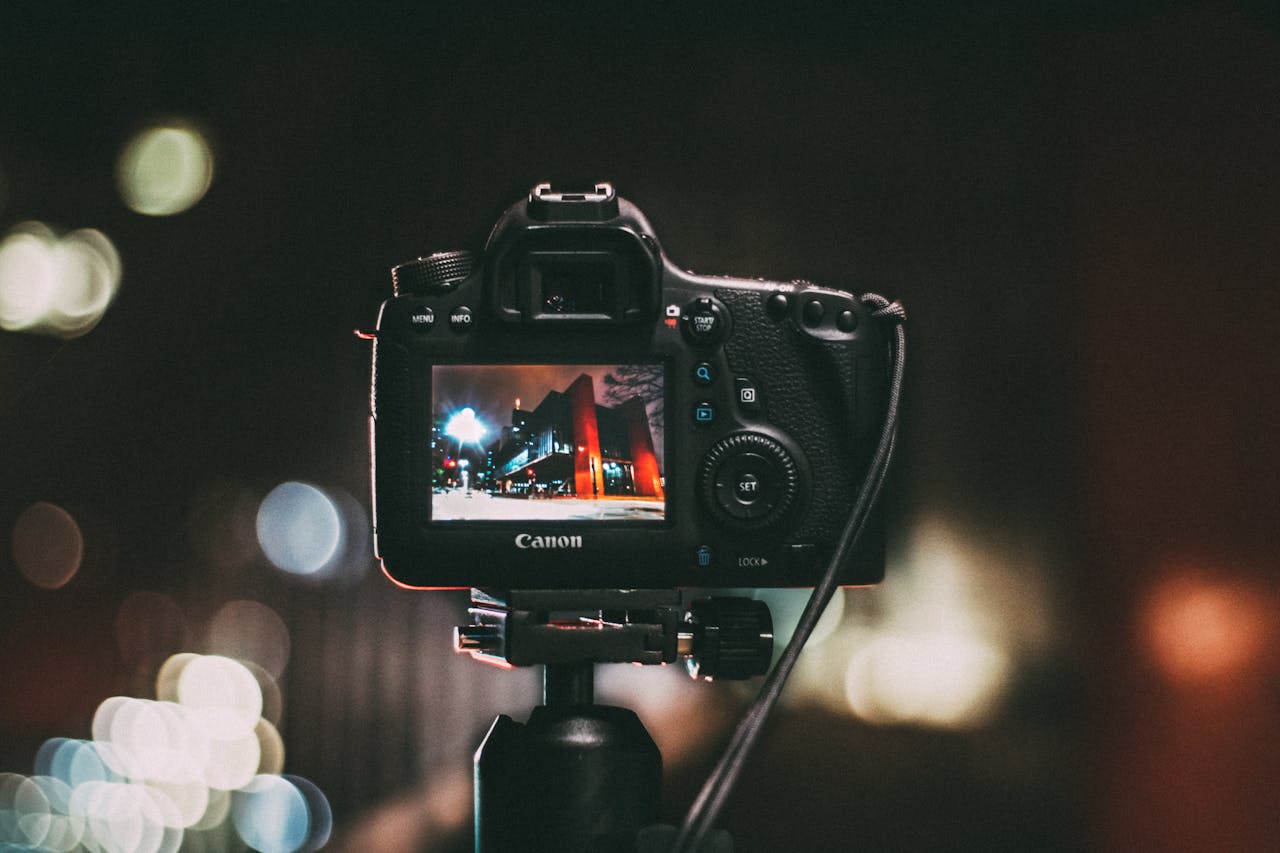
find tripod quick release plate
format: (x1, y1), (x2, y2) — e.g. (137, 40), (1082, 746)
(455, 589), (773, 680)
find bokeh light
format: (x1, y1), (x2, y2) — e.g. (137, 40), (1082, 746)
(0, 222), (122, 338)
(0, 772), (51, 848)
(1141, 569), (1271, 687)
(7, 653), (329, 850)
(845, 631), (1013, 729)
(255, 719), (286, 776)
(177, 656), (263, 740)
(116, 123), (214, 216)
(231, 775), (309, 853)
(28, 775), (82, 853)
(818, 515), (1052, 729)
(11, 501), (84, 589)
(283, 776), (332, 853)
(256, 482), (369, 583)
(208, 600), (291, 680)
(256, 482), (341, 576)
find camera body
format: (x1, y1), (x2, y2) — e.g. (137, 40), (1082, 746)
(370, 183), (888, 590)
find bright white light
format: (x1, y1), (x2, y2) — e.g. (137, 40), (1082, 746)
(256, 482), (342, 576)
(200, 730), (260, 793)
(231, 775), (309, 853)
(177, 656), (263, 739)
(845, 631), (1012, 729)
(70, 780), (166, 853)
(445, 407), (486, 444)
(0, 223), (122, 338)
(145, 779), (209, 830)
(117, 123), (214, 216)
(11, 501), (84, 590)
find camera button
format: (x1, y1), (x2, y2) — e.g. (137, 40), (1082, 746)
(448, 305), (474, 333)
(734, 472), (762, 504)
(802, 299), (825, 327)
(682, 297), (728, 347)
(692, 401), (717, 427)
(735, 377), (761, 412)
(692, 362), (716, 386)
(765, 292), (789, 320)
(409, 307), (436, 332)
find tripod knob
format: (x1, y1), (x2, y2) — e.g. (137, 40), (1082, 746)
(391, 250), (475, 296)
(684, 597), (773, 681)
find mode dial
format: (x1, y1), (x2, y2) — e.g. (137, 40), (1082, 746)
(391, 250), (475, 296)
(697, 432), (801, 529)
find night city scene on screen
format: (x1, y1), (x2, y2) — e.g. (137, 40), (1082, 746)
(430, 364), (666, 522)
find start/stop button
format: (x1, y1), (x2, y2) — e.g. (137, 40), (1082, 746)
(681, 297), (729, 347)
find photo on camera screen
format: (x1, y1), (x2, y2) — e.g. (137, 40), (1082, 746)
(430, 364), (666, 522)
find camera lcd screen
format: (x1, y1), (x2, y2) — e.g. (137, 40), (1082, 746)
(430, 364), (666, 522)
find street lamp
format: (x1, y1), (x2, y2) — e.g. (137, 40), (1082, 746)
(445, 407), (487, 493)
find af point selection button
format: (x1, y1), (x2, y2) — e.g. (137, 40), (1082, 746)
(448, 305), (474, 333)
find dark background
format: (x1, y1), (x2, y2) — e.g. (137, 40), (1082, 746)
(3, 2), (1279, 851)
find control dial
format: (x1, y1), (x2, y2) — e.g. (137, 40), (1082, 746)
(698, 432), (801, 529)
(391, 250), (475, 296)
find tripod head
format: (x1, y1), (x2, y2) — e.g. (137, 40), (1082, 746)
(456, 589), (772, 852)
(455, 588), (774, 681)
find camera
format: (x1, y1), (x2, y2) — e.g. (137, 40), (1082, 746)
(369, 182), (889, 590)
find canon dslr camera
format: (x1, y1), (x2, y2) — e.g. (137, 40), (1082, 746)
(369, 183), (889, 590)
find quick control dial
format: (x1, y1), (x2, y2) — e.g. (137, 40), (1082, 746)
(698, 432), (801, 529)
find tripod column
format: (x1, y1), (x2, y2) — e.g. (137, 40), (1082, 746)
(475, 663), (663, 852)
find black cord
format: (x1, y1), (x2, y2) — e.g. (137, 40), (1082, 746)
(670, 294), (906, 853)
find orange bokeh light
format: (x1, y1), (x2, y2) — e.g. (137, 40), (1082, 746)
(1141, 570), (1271, 687)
